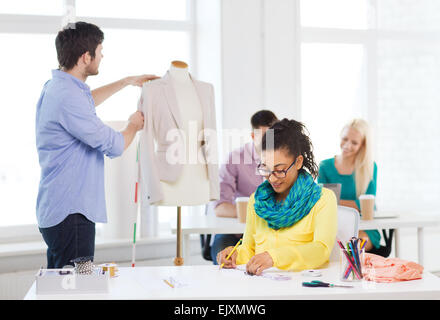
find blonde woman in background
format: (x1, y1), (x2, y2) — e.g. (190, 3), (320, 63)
(317, 119), (379, 251)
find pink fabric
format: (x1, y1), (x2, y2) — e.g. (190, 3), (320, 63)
(362, 253), (424, 283)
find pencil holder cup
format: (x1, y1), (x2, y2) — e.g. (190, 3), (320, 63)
(339, 246), (365, 282)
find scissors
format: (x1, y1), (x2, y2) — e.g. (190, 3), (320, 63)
(302, 280), (353, 288)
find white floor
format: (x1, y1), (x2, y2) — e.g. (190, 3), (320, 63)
(0, 254), (213, 300)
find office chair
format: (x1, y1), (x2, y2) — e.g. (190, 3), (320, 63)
(335, 206), (394, 258)
(330, 206), (360, 261)
(366, 229), (394, 258)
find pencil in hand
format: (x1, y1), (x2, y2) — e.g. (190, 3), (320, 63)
(219, 239), (242, 269)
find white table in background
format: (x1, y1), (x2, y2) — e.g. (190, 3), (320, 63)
(359, 214), (439, 264)
(171, 212), (440, 265)
(24, 262), (440, 300)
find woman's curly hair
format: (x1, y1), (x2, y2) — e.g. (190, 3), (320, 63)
(261, 118), (319, 179)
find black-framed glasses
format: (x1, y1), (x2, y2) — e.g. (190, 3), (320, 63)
(256, 159), (296, 178)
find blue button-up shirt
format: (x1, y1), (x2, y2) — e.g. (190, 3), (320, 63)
(35, 70), (124, 228)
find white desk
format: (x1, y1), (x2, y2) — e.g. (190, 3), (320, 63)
(24, 263), (440, 300)
(359, 215), (439, 264)
(171, 213), (440, 265)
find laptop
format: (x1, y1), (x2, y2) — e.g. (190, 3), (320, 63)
(323, 183), (341, 205)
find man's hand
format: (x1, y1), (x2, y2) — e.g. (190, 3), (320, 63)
(124, 74), (160, 87)
(122, 111), (144, 150)
(245, 252), (273, 275)
(128, 111), (144, 131)
(92, 74), (160, 107)
(217, 246), (238, 269)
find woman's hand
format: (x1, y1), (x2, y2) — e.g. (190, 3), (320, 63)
(124, 74), (160, 87)
(217, 246), (238, 268)
(246, 252), (273, 275)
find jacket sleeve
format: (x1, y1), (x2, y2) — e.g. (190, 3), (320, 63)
(266, 190), (338, 271)
(137, 84), (163, 204)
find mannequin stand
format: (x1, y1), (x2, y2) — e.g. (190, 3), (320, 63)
(174, 206), (184, 266)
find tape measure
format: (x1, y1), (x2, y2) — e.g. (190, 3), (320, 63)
(301, 269), (322, 277)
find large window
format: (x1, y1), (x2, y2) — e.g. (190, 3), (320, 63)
(90, 28), (190, 121)
(0, 33), (56, 226)
(300, 0), (370, 30)
(299, 0), (440, 212)
(0, 1), (193, 232)
(299, 0), (373, 169)
(76, 0), (188, 21)
(301, 43), (367, 162)
(0, 0), (64, 16)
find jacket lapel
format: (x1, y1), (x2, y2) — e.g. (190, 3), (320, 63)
(162, 72), (183, 129)
(192, 77), (210, 133)
(162, 71), (211, 133)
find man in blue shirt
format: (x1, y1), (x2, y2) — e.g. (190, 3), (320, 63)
(35, 22), (158, 268)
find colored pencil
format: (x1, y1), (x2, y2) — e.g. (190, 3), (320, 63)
(220, 239), (242, 269)
(349, 241), (361, 274)
(164, 279), (174, 288)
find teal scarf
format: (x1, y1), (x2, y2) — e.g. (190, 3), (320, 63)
(254, 170), (322, 230)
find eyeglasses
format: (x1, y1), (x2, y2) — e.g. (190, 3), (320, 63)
(256, 159), (296, 178)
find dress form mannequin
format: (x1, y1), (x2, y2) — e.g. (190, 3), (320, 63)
(157, 61), (210, 206)
(160, 61), (211, 266)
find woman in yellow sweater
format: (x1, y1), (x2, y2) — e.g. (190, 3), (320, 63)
(217, 119), (337, 275)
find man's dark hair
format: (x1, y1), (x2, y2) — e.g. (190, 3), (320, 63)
(55, 22), (104, 70)
(250, 110), (278, 129)
(261, 118), (319, 178)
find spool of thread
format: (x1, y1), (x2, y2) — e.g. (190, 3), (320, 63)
(100, 263), (118, 277)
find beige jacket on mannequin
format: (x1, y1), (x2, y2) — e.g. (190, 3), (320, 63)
(137, 72), (220, 205)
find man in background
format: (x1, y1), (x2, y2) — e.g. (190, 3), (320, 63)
(35, 22), (158, 268)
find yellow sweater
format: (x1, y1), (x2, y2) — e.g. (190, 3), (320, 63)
(236, 187), (337, 271)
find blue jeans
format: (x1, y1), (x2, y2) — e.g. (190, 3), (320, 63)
(39, 213), (95, 269)
(211, 234), (242, 265)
